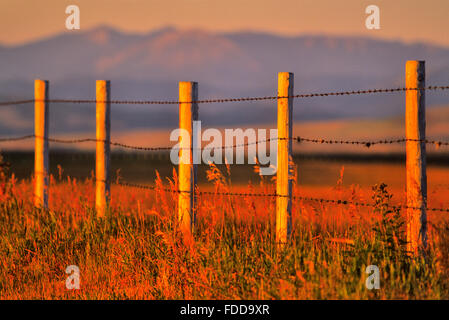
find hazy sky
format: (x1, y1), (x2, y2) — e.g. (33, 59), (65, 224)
(1, 0), (448, 46)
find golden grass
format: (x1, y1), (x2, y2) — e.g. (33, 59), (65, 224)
(1, 161), (449, 300)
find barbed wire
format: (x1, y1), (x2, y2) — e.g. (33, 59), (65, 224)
(0, 134), (35, 142)
(0, 99), (35, 106)
(1, 85), (448, 107)
(2, 134), (449, 150)
(0, 134), (279, 151)
(296, 137), (449, 148)
(0, 135), (175, 151)
(115, 180), (449, 213)
(47, 137), (175, 151)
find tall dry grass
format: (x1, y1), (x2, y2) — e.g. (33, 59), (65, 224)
(1, 161), (449, 299)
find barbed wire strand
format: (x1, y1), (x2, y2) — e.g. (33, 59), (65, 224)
(1, 134), (449, 150)
(0, 134), (35, 142)
(114, 180), (449, 213)
(296, 137), (449, 148)
(1, 85), (449, 106)
(0, 99), (35, 106)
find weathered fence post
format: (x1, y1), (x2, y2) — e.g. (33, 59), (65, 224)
(178, 81), (198, 238)
(405, 60), (427, 256)
(96, 80), (111, 217)
(276, 72), (294, 246)
(34, 79), (49, 208)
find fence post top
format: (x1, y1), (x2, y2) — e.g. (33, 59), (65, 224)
(96, 80), (111, 85)
(179, 81), (198, 86)
(34, 79), (49, 84)
(96, 80), (111, 94)
(278, 72), (294, 77)
(406, 60), (425, 65)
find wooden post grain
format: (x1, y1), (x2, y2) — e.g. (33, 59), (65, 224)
(276, 72), (294, 246)
(96, 80), (111, 217)
(34, 80), (49, 208)
(405, 60), (427, 256)
(178, 81), (198, 237)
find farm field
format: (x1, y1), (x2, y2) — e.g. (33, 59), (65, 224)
(1, 154), (449, 299)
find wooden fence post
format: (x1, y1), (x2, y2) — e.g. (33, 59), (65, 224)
(405, 60), (427, 256)
(34, 79), (49, 208)
(276, 72), (294, 246)
(178, 81), (198, 238)
(96, 80), (111, 217)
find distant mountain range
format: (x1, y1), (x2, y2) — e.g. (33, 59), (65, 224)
(0, 26), (449, 135)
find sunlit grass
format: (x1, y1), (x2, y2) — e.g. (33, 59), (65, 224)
(0, 162), (448, 299)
